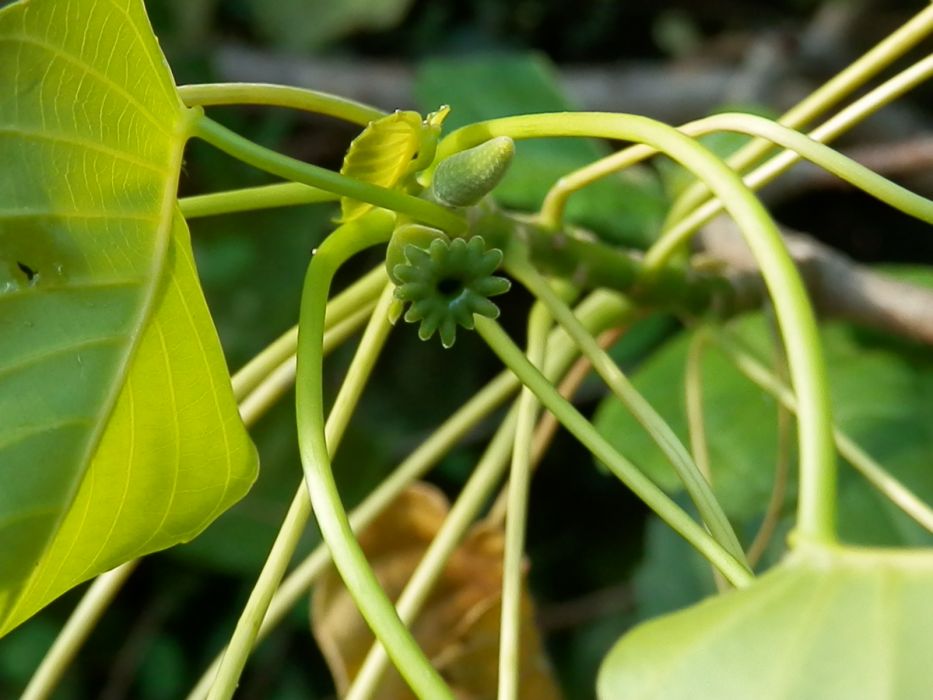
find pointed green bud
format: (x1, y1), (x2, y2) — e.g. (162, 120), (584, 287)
(431, 136), (515, 207)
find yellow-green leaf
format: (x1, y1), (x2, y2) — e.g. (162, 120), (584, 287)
(598, 544), (933, 699)
(0, 0), (257, 635)
(339, 110), (426, 222)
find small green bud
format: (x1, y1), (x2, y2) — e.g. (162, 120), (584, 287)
(431, 136), (515, 207)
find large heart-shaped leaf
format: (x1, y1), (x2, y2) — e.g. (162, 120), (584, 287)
(598, 544), (933, 699)
(0, 0), (257, 635)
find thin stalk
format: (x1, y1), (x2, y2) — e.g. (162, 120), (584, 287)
(666, 5), (933, 224)
(294, 209), (454, 698)
(645, 53), (933, 261)
(187, 291), (632, 700)
(345, 409), (521, 700)
(238, 305), (375, 426)
(207, 283), (398, 700)
(21, 562), (138, 700)
(683, 329), (729, 591)
(177, 83), (384, 125)
(231, 266), (386, 400)
(685, 330), (712, 483)
(498, 305), (550, 700)
(709, 329), (933, 535)
(179, 183), (337, 219)
(540, 86), (933, 233)
(193, 115), (466, 234)
(510, 258), (748, 568)
(475, 318), (753, 587)
(642, 110), (933, 270)
(438, 112), (835, 543)
(476, 318), (754, 588)
(746, 380), (792, 568)
(487, 326), (627, 527)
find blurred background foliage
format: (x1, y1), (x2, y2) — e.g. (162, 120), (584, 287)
(3, 0), (933, 698)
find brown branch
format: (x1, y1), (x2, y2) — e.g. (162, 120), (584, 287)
(698, 217), (933, 345)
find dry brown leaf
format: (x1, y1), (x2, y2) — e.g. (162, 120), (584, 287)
(311, 482), (562, 700)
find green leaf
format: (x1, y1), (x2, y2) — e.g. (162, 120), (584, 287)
(339, 110), (425, 222)
(415, 53), (667, 247)
(0, 0), (257, 635)
(598, 544), (933, 699)
(593, 311), (933, 546)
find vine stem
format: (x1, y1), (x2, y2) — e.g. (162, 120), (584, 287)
(510, 258), (749, 568)
(207, 279), (399, 700)
(440, 112), (835, 545)
(475, 317), (753, 587)
(498, 304), (550, 700)
(664, 4), (933, 225)
(177, 83), (385, 125)
(345, 409), (521, 700)
(539, 80), (933, 232)
(684, 329), (729, 592)
(232, 266), (387, 399)
(21, 563), (138, 700)
(294, 209), (455, 699)
(190, 291), (631, 700)
(640, 109), (933, 271)
(343, 296), (633, 700)
(192, 115), (466, 234)
(709, 329), (933, 535)
(179, 183), (337, 219)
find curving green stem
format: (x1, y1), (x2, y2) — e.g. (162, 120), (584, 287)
(640, 110), (933, 271)
(232, 266), (387, 399)
(295, 209), (455, 699)
(498, 304), (551, 700)
(343, 296), (637, 700)
(475, 318), (753, 587)
(208, 280), (398, 700)
(21, 563), (138, 700)
(346, 408), (521, 700)
(193, 115), (466, 234)
(189, 291), (633, 700)
(438, 111), (836, 545)
(178, 83), (385, 125)
(180, 182), (338, 219)
(509, 257), (749, 569)
(665, 4), (933, 226)
(541, 65), (933, 232)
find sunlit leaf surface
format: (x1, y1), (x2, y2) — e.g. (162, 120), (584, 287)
(0, 0), (257, 635)
(599, 544), (933, 699)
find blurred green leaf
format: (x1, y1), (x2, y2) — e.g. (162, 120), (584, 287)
(246, 0), (415, 50)
(632, 515), (716, 623)
(415, 53), (667, 247)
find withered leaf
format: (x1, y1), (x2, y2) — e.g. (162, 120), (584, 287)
(311, 482), (562, 699)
